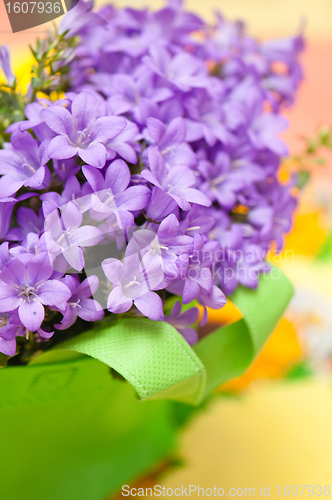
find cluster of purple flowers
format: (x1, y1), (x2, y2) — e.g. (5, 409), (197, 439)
(0, 0), (303, 356)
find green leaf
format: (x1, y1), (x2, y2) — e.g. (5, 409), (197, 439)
(31, 77), (43, 89)
(297, 170), (310, 189)
(285, 361), (313, 380)
(316, 231), (332, 262)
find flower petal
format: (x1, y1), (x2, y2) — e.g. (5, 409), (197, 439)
(79, 143), (107, 169)
(77, 298), (104, 321)
(134, 291), (164, 321)
(117, 186), (151, 211)
(26, 252), (53, 285)
(42, 106), (74, 136)
(70, 226), (104, 247)
(18, 299), (44, 331)
(107, 286), (132, 313)
(72, 92), (99, 130)
(62, 245), (85, 271)
(102, 258), (125, 284)
(48, 136), (77, 160)
(0, 337), (16, 356)
(38, 280), (71, 307)
(105, 159), (130, 195)
(0, 285), (21, 312)
(74, 275), (99, 299)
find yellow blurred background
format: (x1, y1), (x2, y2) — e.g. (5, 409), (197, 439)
(1, 0), (332, 497)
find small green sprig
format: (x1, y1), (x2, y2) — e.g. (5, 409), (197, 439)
(0, 27), (78, 148)
(28, 28), (78, 102)
(0, 87), (25, 147)
(286, 126), (332, 190)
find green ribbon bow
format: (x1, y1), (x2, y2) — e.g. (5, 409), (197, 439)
(31, 266), (293, 405)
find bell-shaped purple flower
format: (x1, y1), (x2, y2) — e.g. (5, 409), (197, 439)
(42, 200), (104, 271)
(165, 300), (199, 345)
(54, 275), (104, 330)
(0, 198), (17, 240)
(142, 148), (211, 211)
(143, 45), (209, 92)
(145, 117), (197, 169)
(102, 253), (164, 321)
(0, 311), (26, 356)
(0, 45), (15, 86)
(42, 92), (127, 169)
(0, 130), (51, 196)
(0, 253), (71, 332)
(82, 160), (151, 228)
(6, 207), (44, 242)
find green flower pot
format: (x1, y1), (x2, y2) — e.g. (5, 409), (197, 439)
(0, 356), (180, 500)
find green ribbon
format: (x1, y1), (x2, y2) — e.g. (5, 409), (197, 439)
(31, 266), (293, 406)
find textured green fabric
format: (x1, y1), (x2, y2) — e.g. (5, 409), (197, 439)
(31, 266), (293, 405)
(193, 267), (294, 397)
(31, 318), (207, 405)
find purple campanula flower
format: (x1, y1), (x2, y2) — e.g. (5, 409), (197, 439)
(6, 99), (69, 142)
(248, 183), (297, 250)
(166, 233), (226, 309)
(143, 45), (209, 92)
(82, 159), (151, 227)
(184, 90), (231, 146)
(179, 204), (215, 236)
(54, 275), (104, 330)
(105, 120), (140, 164)
(53, 158), (80, 182)
(41, 175), (87, 219)
(0, 311), (26, 356)
(261, 35), (304, 66)
(127, 215), (193, 279)
(145, 187), (179, 223)
(6, 207), (44, 242)
(235, 244), (270, 289)
(142, 148), (211, 211)
(0, 253), (71, 333)
(42, 92), (127, 168)
(0, 198), (18, 240)
(0, 45), (15, 86)
(165, 300), (199, 345)
(0, 242), (10, 273)
(102, 253), (164, 321)
(104, 73), (173, 122)
(145, 117), (197, 169)
(249, 114), (289, 156)
(57, 0), (107, 38)
(41, 200), (104, 271)
(0, 130), (51, 196)
(198, 157), (246, 211)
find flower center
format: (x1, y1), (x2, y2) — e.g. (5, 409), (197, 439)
(19, 284), (37, 301)
(76, 128), (91, 147)
(69, 299), (81, 308)
(124, 276), (140, 289)
(0, 316), (9, 329)
(22, 159), (37, 175)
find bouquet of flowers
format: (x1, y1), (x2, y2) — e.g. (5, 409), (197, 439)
(0, 1), (303, 498)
